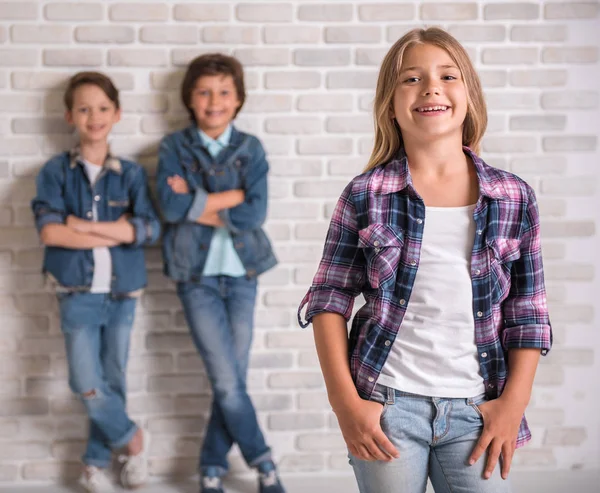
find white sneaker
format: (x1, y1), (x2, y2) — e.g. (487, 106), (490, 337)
(118, 429), (150, 489)
(80, 466), (114, 493)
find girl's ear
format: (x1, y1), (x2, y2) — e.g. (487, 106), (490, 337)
(64, 110), (73, 125)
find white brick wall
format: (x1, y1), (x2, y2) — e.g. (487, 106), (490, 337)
(0, 0), (598, 485)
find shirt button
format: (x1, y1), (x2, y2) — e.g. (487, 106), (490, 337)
(384, 340), (391, 347)
(477, 230), (483, 236)
(477, 311), (483, 317)
(94, 195), (100, 202)
(481, 352), (488, 358)
(399, 299), (406, 305)
(374, 248), (381, 253)
(416, 218), (423, 224)
(474, 269), (481, 275)
(86, 211), (92, 218)
(488, 383), (495, 389)
(410, 260), (417, 266)
(368, 377), (375, 383)
(373, 240), (380, 247)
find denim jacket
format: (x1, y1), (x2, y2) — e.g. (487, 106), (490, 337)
(31, 148), (161, 296)
(157, 124), (277, 281)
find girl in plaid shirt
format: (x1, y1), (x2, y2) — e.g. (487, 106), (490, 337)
(299, 27), (551, 493)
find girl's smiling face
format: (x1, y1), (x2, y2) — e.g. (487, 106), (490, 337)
(392, 43), (468, 146)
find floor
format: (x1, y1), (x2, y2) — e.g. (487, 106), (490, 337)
(2, 470), (600, 493)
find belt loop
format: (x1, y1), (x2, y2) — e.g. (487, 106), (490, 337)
(386, 386), (395, 405)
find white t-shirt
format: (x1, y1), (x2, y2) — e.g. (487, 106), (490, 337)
(82, 160), (112, 294)
(377, 204), (485, 398)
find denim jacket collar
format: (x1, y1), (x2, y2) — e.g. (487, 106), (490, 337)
(183, 123), (245, 152)
(181, 124), (251, 176)
(376, 146), (510, 201)
(69, 145), (122, 175)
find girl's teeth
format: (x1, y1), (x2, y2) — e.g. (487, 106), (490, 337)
(418, 106), (447, 112)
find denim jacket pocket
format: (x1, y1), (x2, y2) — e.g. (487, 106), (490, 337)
(358, 223), (404, 290)
(487, 237), (521, 304)
(107, 197), (131, 220)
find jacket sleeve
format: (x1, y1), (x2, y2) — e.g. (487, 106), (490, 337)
(126, 166), (162, 247)
(218, 138), (268, 234)
(156, 135), (207, 223)
(31, 159), (67, 234)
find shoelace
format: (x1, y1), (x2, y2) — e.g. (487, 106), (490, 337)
(202, 476), (222, 489)
(259, 470), (278, 487)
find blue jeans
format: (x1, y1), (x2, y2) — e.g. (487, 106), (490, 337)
(177, 276), (271, 476)
(350, 385), (512, 493)
(58, 293), (138, 468)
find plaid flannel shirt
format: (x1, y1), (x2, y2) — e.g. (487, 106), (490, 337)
(298, 147), (552, 448)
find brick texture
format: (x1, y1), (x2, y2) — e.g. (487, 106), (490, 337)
(0, 0), (597, 484)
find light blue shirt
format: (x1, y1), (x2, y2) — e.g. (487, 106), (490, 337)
(198, 125), (246, 277)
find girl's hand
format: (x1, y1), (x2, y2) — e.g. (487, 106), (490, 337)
(167, 175), (189, 194)
(468, 396), (523, 480)
(66, 215), (92, 233)
(334, 398), (399, 462)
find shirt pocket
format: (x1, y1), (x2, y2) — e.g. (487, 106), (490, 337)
(358, 223), (404, 290)
(486, 237), (521, 304)
(107, 196), (131, 220)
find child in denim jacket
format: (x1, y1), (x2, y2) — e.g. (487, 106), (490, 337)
(156, 54), (284, 493)
(31, 72), (160, 492)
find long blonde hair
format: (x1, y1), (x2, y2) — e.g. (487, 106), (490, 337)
(365, 27), (487, 171)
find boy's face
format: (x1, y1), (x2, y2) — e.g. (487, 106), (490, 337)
(190, 74), (241, 139)
(392, 43), (468, 147)
(65, 84), (121, 145)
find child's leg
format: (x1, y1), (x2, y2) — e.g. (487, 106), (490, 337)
(428, 396), (512, 493)
(348, 386), (430, 493)
(177, 277), (270, 477)
(101, 297), (136, 404)
(199, 276), (267, 470)
(59, 293), (138, 468)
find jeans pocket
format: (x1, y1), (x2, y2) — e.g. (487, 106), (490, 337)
(468, 393), (487, 420)
(469, 402), (484, 419)
(380, 401), (389, 420)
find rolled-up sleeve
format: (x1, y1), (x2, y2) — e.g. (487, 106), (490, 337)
(127, 167), (161, 247)
(185, 187), (209, 223)
(298, 181), (366, 328)
(502, 187), (552, 354)
(156, 137), (196, 223)
(31, 160), (66, 234)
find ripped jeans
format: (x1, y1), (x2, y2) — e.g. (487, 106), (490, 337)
(58, 292), (138, 468)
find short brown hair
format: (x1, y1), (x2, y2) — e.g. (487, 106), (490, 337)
(366, 27), (487, 170)
(63, 71), (120, 111)
(181, 53), (246, 123)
